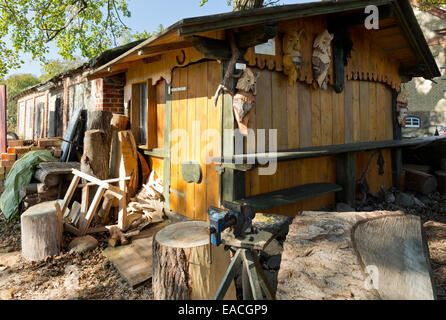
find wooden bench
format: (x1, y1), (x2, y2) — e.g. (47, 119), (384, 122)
(234, 183), (343, 210)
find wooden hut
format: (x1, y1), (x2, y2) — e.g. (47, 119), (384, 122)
(88, 0), (440, 221)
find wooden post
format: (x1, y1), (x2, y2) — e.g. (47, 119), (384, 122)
(0, 85), (6, 153)
(152, 221), (236, 300)
(336, 152), (356, 206)
(392, 148), (403, 190)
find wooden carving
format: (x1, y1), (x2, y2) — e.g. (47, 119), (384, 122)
(282, 29), (304, 86)
(312, 30), (334, 90)
(233, 68), (258, 135)
(397, 87), (409, 127)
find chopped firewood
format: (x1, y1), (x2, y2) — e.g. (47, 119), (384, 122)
(107, 226), (129, 247)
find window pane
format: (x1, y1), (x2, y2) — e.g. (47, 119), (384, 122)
(140, 82), (148, 145)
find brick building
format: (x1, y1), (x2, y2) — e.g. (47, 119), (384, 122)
(14, 40), (142, 140)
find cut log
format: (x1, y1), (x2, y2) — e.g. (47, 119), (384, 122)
(118, 131), (139, 197)
(34, 169), (60, 187)
(19, 183), (38, 198)
(98, 191), (115, 225)
(405, 169), (438, 195)
(152, 221), (236, 300)
(21, 201), (62, 262)
(276, 211), (435, 300)
(81, 130), (110, 180)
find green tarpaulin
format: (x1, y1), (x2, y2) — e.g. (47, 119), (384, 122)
(0, 150), (58, 219)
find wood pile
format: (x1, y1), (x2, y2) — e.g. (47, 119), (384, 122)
(20, 162), (80, 211)
(0, 138), (64, 196)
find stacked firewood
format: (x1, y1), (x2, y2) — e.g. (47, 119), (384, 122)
(107, 171), (165, 247)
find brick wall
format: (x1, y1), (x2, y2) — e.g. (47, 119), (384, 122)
(95, 74), (125, 114)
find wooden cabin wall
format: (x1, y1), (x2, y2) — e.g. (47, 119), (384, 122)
(245, 156), (337, 216)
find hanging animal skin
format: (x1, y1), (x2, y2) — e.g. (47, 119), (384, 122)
(233, 68), (258, 135)
(312, 30), (334, 90)
(282, 29), (304, 86)
(396, 86), (409, 127)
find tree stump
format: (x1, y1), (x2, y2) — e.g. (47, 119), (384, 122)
(152, 221), (236, 300)
(21, 201), (62, 262)
(81, 130), (110, 180)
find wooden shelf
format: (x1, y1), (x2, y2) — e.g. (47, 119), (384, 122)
(235, 183), (343, 210)
(213, 137), (446, 171)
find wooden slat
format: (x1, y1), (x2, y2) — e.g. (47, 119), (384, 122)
(235, 183), (342, 210)
(332, 88), (345, 145)
(72, 169), (123, 199)
(186, 63), (197, 220)
(298, 82), (312, 148)
(78, 185), (90, 231)
(369, 82), (378, 141)
(255, 70), (272, 151)
(80, 187), (106, 235)
(359, 81), (370, 142)
(272, 72), (288, 150)
(311, 87), (321, 147)
(195, 62), (208, 221)
(286, 81), (299, 149)
(170, 67), (181, 214)
(61, 175), (81, 218)
(352, 81), (360, 143)
(344, 80), (353, 144)
(320, 88), (332, 146)
(206, 61), (221, 211)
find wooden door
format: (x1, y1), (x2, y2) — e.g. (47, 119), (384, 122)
(169, 61), (221, 221)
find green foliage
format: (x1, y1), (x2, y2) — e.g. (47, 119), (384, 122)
(0, 0), (132, 77)
(415, 0), (446, 10)
(0, 74), (40, 131)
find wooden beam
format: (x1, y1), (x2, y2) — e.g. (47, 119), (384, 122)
(191, 24), (278, 59)
(136, 41), (193, 56)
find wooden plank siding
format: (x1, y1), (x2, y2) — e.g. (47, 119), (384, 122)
(251, 71), (394, 151)
(169, 61), (221, 221)
(244, 69), (394, 216)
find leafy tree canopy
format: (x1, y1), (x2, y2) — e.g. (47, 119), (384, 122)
(0, 0), (132, 78)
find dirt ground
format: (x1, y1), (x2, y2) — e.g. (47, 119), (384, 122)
(0, 216), (153, 300)
(1, 190), (446, 300)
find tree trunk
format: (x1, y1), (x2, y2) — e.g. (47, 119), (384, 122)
(233, 0), (263, 11)
(152, 221), (237, 300)
(21, 201), (62, 262)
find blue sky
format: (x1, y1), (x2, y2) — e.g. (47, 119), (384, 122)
(9, 0), (314, 78)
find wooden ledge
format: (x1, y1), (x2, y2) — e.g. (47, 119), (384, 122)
(213, 137), (446, 171)
(234, 183), (343, 210)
